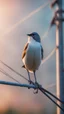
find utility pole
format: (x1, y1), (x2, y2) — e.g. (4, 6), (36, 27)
(51, 0), (64, 114)
(56, 0), (64, 114)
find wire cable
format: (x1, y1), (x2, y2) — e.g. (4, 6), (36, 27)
(0, 61), (63, 105)
(29, 81), (64, 112)
(0, 48), (56, 83)
(0, 60), (28, 82)
(0, 68), (20, 83)
(0, 80), (37, 89)
(41, 25), (51, 41)
(46, 83), (56, 89)
(0, 79), (64, 112)
(0, 60), (64, 111)
(41, 48), (56, 65)
(0, 0), (63, 110)
(0, 49), (56, 83)
(40, 88), (64, 112)
(4, 0), (53, 35)
(41, 85), (64, 104)
(29, 81), (64, 104)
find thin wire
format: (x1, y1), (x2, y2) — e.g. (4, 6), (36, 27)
(41, 4), (56, 41)
(0, 68), (20, 83)
(41, 25), (51, 41)
(30, 81), (64, 111)
(0, 79), (63, 111)
(0, 62), (64, 110)
(40, 88), (64, 112)
(0, 60), (28, 82)
(0, 62), (56, 92)
(3, 0), (53, 35)
(0, 49), (56, 83)
(0, 0), (55, 70)
(1, 0), (55, 69)
(0, 60), (57, 93)
(30, 81), (64, 104)
(0, 0), (63, 110)
(41, 85), (64, 104)
(46, 83), (56, 89)
(41, 48), (56, 65)
(0, 48), (56, 83)
(0, 63), (63, 105)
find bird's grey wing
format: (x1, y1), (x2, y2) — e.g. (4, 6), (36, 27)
(41, 45), (43, 60)
(22, 43), (29, 59)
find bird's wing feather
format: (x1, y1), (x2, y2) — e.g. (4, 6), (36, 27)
(41, 45), (43, 60)
(22, 43), (29, 59)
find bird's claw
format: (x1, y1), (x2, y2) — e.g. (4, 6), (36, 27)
(33, 88), (38, 94)
(33, 82), (42, 94)
(33, 82), (39, 94)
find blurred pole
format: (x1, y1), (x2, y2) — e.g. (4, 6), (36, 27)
(56, 0), (64, 114)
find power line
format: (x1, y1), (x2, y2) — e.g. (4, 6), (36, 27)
(3, 0), (53, 35)
(0, 0), (61, 110)
(0, 68), (20, 83)
(0, 59), (56, 90)
(0, 49), (56, 83)
(40, 85), (64, 104)
(0, 60), (28, 82)
(41, 9), (55, 41)
(41, 27), (51, 40)
(41, 20), (53, 42)
(0, 64), (56, 90)
(0, 0), (63, 112)
(0, 0), (55, 70)
(0, 60), (64, 105)
(0, 60), (56, 90)
(46, 83), (56, 89)
(41, 48), (56, 65)
(0, 80), (37, 89)
(0, 26), (56, 89)
(0, 60), (64, 111)
(40, 88), (64, 112)
(0, 79), (64, 112)
(29, 82), (64, 112)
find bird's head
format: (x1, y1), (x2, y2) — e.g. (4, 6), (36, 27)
(27, 32), (41, 43)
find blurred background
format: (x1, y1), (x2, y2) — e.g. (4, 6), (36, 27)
(0, 0), (58, 114)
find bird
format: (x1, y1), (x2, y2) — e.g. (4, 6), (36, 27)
(22, 32), (43, 87)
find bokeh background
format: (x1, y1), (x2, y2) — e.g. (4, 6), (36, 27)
(0, 0), (61, 114)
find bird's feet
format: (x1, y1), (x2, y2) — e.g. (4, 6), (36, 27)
(33, 82), (42, 94)
(33, 82), (39, 94)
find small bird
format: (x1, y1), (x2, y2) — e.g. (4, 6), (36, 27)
(22, 32), (43, 86)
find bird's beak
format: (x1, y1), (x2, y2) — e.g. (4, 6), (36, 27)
(27, 34), (32, 36)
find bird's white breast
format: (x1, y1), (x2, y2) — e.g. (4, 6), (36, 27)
(22, 41), (41, 72)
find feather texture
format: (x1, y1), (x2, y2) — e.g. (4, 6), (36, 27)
(22, 43), (29, 59)
(41, 45), (44, 60)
